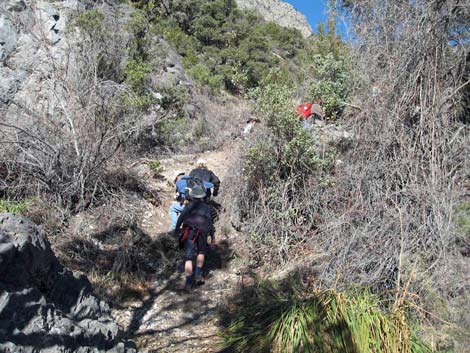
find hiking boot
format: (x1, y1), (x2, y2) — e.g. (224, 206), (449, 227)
(180, 282), (192, 292)
(195, 275), (205, 286)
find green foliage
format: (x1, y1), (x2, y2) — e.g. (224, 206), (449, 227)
(125, 9), (152, 61)
(124, 59), (151, 92)
(76, 9), (105, 35)
(186, 63), (224, 93)
(148, 160), (163, 174)
(456, 201), (470, 240)
(155, 116), (190, 148)
(155, 0), (306, 92)
(76, 9), (119, 80)
(223, 282), (431, 353)
(245, 83), (325, 187)
(119, 91), (154, 111)
(314, 16), (345, 60)
(0, 199), (28, 214)
(291, 16), (352, 118)
(309, 53), (350, 118)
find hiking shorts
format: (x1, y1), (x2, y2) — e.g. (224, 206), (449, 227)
(182, 227), (209, 260)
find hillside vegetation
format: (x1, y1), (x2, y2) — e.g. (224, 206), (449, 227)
(0, 0), (469, 352)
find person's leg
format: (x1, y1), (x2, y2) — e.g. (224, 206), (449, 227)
(195, 231), (208, 285)
(169, 202), (185, 230)
(184, 259), (193, 284)
(194, 254), (205, 284)
(183, 233), (195, 289)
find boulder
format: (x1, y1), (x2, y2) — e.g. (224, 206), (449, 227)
(0, 15), (18, 62)
(0, 66), (26, 105)
(0, 213), (138, 353)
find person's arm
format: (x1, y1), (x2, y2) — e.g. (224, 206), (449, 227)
(205, 204), (216, 246)
(210, 171), (220, 195)
(209, 224), (216, 246)
(174, 201), (194, 234)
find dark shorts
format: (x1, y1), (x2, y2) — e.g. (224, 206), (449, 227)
(182, 227), (209, 260)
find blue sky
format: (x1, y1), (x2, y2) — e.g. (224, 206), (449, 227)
(283, 0), (329, 32)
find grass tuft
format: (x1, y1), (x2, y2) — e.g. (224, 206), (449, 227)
(0, 199), (29, 214)
(222, 282), (430, 353)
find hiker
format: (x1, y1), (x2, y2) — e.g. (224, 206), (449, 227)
(169, 171), (190, 232)
(170, 171), (217, 231)
(189, 159), (220, 198)
(174, 184), (216, 290)
(296, 101), (325, 128)
(242, 117), (259, 136)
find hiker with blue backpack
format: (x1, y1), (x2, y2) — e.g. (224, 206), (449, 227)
(169, 171), (215, 232)
(174, 183), (216, 290)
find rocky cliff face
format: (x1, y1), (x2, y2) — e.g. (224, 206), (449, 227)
(0, 0), (191, 119)
(0, 213), (138, 353)
(237, 0), (313, 38)
(0, 0), (80, 110)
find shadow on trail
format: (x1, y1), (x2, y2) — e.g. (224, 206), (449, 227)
(120, 230), (234, 340)
(60, 219), (235, 348)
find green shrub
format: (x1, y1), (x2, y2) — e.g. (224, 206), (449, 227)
(456, 201), (470, 240)
(124, 59), (151, 92)
(246, 83), (324, 185)
(309, 53), (350, 118)
(152, 0), (311, 93)
(148, 160), (163, 174)
(155, 116), (190, 148)
(118, 91), (154, 111)
(187, 63), (224, 93)
(76, 9), (105, 35)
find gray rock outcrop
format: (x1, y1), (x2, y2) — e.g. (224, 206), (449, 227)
(236, 0), (313, 38)
(0, 213), (137, 353)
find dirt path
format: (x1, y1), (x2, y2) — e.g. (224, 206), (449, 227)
(112, 141), (245, 352)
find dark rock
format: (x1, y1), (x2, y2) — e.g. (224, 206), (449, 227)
(0, 213), (138, 353)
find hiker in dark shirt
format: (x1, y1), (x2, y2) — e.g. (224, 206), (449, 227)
(174, 185), (215, 290)
(189, 158), (220, 197)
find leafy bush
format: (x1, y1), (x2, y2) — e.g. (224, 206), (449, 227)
(154, 116), (190, 148)
(309, 53), (350, 119)
(232, 83), (334, 263)
(187, 63), (224, 93)
(124, 59), (152, 93)
(246, 83), (326, 186)
(76, 9), (105, 35)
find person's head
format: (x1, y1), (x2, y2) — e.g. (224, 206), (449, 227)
(311, 104), (325, 119)
(189, 185), (206, 200)
(174, 171), (185, 183)
(196, 158), (207, 169)
(246, 117), (260, 124)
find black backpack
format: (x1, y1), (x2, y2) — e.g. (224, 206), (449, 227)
(185, 177), (207, 199)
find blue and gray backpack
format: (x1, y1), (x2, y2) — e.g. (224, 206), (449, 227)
(176, 176), (213, 202)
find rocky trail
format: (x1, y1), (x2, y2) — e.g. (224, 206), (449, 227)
(111, 141), (246, 353)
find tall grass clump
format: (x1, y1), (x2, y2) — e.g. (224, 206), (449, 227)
(222, 281), (430, 353)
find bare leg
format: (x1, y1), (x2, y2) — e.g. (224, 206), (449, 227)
(196, 254), (205, 268)
(185, 260), (193, 277)
(195, 254), (205, 285)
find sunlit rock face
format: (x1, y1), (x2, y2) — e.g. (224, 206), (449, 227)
(236, 0), (313, 38)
